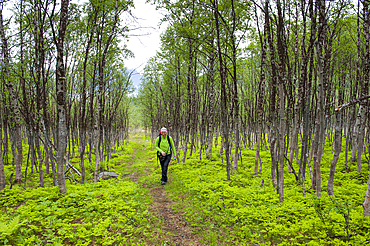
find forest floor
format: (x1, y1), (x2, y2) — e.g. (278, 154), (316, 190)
(2, 131), (369, 245)
(125, 134), (202, 245)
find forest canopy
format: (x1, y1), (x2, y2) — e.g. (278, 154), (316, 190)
(137, 0), (370, 216)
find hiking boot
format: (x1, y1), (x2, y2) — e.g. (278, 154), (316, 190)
(161, 181), (166, 185)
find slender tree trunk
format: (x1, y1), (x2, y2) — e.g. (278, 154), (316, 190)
(357, 111), (366, 173)
(55, 0), (70, 194)
(27, 129), (35, 175)
(30, 130), (37, 174)
(43, 118), (57, 186)
(94, 1), (121, 181)
(0, 8), (23, 184)
(296, 0), (311, 183)
(265, 0), (278, 188)
(214, 0), (231, 180)
(34, 0), (45, 187)
(255, 3), (266, 175)
(362, 0), (370, 216)
(207, 54), (215, 159)
(358, 0), (370, 173)
(94, 83), (103, 182)
(182, 134), (189, 164)
(88, 64), (97, 164)
(80, 13), (96, 184)
(270, 130), (278, 189)
(352, 0), (362, 167)
(35, 136), (44, 187)
(0, 120), (4, 191)
(276, 0), (287, 203)
(278, 84), (285, 203)
(289, 1), (305, 169)
(231, 0), (239, 172)
(364, 160), (370, 216)
(327, 82), (343, 196)
(313, 0), (326, 198)
(364, 110), (370, 216)
(2, 109), (9, 167)
(44, 139), (50, 174)
(351, 106), (361, 164)
(301, 0), (316, 196)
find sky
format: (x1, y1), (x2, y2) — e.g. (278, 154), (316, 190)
(125, 0), (165, 74)
(3, 0), (164, 90)
(122, 0), (166, 91)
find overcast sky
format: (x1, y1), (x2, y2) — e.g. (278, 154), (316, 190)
(2, 0), (163, 87)
(125, 0), (166, 74)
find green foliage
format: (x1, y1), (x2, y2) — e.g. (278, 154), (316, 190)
(0, 215), (28, 244)
(0, 139), (157, 245)
(1, 133), (369, 245)
(153, 138), (370, 245)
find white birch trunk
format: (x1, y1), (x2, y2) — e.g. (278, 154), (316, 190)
(0, 121), (4, 191)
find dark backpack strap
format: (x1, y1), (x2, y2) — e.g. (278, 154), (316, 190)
(157, 134), (172, 156)
(168, 136), (172, 153)
(157, 134), (162, 158)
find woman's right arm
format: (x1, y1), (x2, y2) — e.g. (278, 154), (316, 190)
(155, 137), (162, 152)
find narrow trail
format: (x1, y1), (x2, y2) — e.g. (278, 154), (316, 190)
(126, 134), (202, 246)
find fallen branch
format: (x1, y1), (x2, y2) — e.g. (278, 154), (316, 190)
(52, 154), (82, 177)
(64, 156), (81, 177)
(284, 154), (299, 182)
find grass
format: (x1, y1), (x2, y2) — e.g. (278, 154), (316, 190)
(157, 137), (370, 245)
(0, 134), (160, 245)
(1, 132), (370, 245)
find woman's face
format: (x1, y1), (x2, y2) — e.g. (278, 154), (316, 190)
(161, 131), (167, 137)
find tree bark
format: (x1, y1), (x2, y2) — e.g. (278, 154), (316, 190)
(351, 0), (363, 168)
(0, 120), (4, 191)
(207, 51), (215, 159)
(55, 0), (70, 193)
(265, 0), (278, 189)
(214, 0), (231, 180)
(364, 162), (370, 216)
(231, 0), (239, 172)
(276, 0), (287, 203)
(357, 0), (370, 173)
(80, 13), (95, 184)
(313, 0), (326, 198)
(254, 2), (266, 175)
(93, 0), (122, 182)
(350, 105), (362, 164)
(0, 7), (23, 184)
(327, 81), (344, 196)
(362, 0), (370, 216)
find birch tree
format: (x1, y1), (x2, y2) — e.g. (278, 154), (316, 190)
(54, 0), (70, 193)
(0, 6), (23, 184)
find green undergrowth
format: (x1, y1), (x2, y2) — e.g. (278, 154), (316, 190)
(1, 133), (370, 245)
(0, 137), (161, 245)
(142, 137), (370, 245)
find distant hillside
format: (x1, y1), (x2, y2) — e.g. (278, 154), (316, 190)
(129, 69), (142, 92)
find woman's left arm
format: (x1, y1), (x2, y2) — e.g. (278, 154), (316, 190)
(170, 137), (177, 158)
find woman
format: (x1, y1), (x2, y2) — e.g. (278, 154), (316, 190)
(155, 127), (177, 185)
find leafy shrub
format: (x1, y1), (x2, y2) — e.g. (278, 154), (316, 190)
(0, 139), (157, 245)
(162, 139), (370, 245)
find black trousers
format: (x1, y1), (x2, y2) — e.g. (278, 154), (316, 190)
(160, 154), (172, 182)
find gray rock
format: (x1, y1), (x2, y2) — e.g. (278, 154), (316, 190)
(97, 172), (119, 181)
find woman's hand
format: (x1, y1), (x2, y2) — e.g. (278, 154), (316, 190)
(161, 151), (166, 156)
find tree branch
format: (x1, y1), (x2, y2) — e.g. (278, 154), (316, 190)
(335, 94), (370, 112)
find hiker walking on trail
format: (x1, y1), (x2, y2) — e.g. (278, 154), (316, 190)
(156, 127), (177, 185)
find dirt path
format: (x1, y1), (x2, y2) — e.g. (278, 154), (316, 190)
(127, 135), (202, 245)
